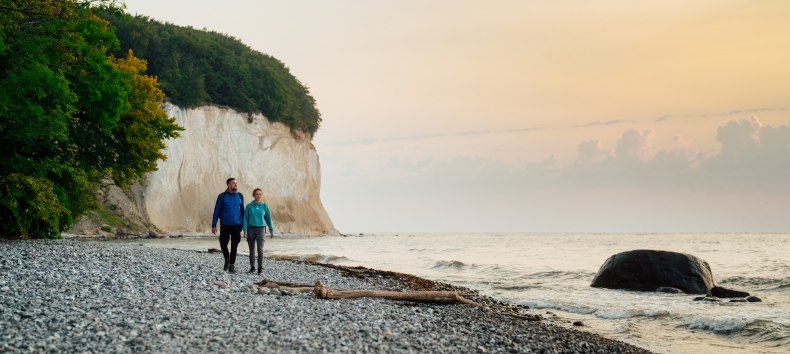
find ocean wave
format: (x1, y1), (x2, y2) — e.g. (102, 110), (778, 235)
(719, 275), (789, 291)
(684, 316), (751, 334)
(492, 284), (539, 291)
(517, 300), (596, 315)
(770, 283), (790, 291)
(521, 270), (595, 280)
(594, 308), (671, 320)
(613, 321), (640, 335)
(738, 319), (790, 346)
(270, 253), (350, 263)
(685, 316), (790, 345)
(431, 260), (467, 270)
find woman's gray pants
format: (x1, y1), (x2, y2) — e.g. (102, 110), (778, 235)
(247, 226), (265, 269)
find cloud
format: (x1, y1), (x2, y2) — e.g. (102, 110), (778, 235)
(575, 140), (611, 165)
(715, 116), (761, 158)
(564, 117), (790, 189)
(703, 116), (790, 184)
(719, 107), (788, 116)
(655, 114), (671, 122)
(574, 119), (633, 128)
(322, 107), (788, 148)
(322, 116), (790, 232)
(614, 129), (656, 165)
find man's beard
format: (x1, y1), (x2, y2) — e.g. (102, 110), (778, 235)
(231, 187), (238, 191)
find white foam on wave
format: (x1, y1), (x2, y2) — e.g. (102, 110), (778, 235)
(431, 260), (467, 270)
(516, 299), (597, 314)
(684, 316), (752, 333)
(595, 308), (671, 320)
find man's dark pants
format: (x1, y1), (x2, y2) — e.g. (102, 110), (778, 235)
(219, 225), (243, 265)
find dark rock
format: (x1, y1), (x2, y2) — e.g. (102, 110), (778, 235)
(572, 321), (584, 326)
(693, 296), (706, 301)
(148, 230), (158, 238)
(656, 287), (683, 294)
(207, 248), (221, 253)
(729, 299), (747, 303)
(746, 295), (762, 302)
(591, 250), (715, 294)
(702, 297), (721, 302)
(710, 286), (749, 298)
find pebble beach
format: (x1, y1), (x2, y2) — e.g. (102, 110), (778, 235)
(0, 239), (651, 353)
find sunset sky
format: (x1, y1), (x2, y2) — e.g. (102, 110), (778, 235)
(125, 0), (790, 232)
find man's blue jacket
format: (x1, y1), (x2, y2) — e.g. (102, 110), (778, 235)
(212, 191), (245, 227)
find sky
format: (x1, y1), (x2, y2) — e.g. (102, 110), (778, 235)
(123, 0), (790, 233)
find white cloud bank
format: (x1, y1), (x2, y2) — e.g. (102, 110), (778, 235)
(321, 117), (790, 232)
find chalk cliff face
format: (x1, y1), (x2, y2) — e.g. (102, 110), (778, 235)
(134, 103), (336, 235)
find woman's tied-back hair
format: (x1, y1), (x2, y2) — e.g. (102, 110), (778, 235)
(252, 188), (262, 196)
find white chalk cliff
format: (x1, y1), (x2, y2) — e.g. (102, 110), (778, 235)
(125, 103), (336, 235)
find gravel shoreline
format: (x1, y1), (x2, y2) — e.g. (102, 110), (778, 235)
(1, 239), (651, 353)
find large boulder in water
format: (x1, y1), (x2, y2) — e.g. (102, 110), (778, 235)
(590, 250), (715, 294)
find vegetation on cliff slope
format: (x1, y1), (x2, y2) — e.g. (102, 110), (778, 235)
(0, 0), (182, 238)
(98, 9), (322, 135)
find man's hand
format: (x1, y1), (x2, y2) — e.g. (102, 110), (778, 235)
(269, 233), (274, 239)
(243, 232), (247, 239)
(212, 227), (217, 235)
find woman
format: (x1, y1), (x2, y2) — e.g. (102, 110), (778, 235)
(242, 188), (274, 274)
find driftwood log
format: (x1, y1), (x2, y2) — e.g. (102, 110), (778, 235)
(313, 280), (483, 307)
(254, 279), (482, 307)
(253, 279), (315, 294)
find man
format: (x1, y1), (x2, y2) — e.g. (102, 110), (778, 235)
(211, 178), (245, 273)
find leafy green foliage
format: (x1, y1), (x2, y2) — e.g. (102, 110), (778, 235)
(0, 174), (69, 239)
(98, 10), (322, 134)
(108, 50), (182, 186)
(0, 0), (182, 238)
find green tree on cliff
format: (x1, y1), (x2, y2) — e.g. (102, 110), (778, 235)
(98, 10), (322, 134)
(0, 0), (182, 238)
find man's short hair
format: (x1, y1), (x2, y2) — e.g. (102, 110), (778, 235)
(226, 178), (236, 185)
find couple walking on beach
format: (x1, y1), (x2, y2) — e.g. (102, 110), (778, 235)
(211, 178), (274, 274)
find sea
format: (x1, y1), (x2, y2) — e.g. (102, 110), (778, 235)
(133, 233), (789, 353)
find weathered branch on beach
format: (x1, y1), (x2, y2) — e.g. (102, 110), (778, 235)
(254, 279), (315, 294)
(255, 279), (314, 288)
(312, 280), (484, 307)
(253, 279), (483, 307)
